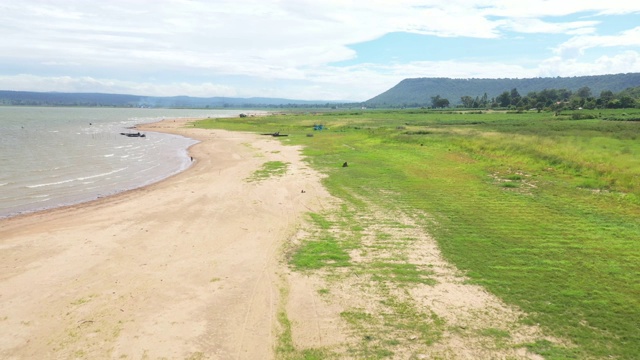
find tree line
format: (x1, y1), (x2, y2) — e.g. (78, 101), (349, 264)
(431, 86), (639, 110)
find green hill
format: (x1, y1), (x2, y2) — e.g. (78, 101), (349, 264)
(365, 73), (640, 107)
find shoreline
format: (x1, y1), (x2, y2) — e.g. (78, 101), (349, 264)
(0, 117), (333, 359)
(0, 109), (263, 221)
(0, 119), (200, 222)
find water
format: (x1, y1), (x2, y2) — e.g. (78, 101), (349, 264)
(0, 107), (244, 218)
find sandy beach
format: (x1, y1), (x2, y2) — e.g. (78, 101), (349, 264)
(0, 118), (334, 359)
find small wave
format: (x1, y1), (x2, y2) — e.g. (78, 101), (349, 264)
(27, 178), (75, 188)
(134, 164), (161, 174)
(26, 168), (127, 188)
(104, 154), (115, 157)
(30, 194), (50, 198)
(0, 183), (7, 187)
(77, 167), (127, 181)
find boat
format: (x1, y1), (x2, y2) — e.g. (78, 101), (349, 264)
(120, 132), (146, 138)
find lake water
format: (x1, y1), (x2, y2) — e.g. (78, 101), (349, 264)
(0, 107), (245, 218)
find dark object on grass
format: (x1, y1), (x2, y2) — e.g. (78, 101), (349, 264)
(261, 131), (288, 137)
(342, 162), (348, 167)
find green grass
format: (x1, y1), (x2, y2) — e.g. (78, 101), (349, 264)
(197, 108), (640, 359)
(290, 234), (351, 270)
(367, 262), (435, 285)
(308, 212), (332, 230)
(246, 160), (289, 182)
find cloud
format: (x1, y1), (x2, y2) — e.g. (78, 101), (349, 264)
(500, 18), (599, 35)
(4, 46), (639, 102)
(0, 74), (238, 97)
(474, 1), (639, 18)
(539, 51), (640, 77)
(555, 26), (640, 59)
(0, 1), (639, 99)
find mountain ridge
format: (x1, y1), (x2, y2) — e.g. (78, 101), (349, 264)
(365, 73), (640, 107)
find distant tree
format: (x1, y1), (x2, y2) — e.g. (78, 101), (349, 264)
(597, 90), (615, 108)
(607, 99), (622, 108)
(619, 96), (636, 108)
(431, 95), (450, 108)
(618, 86), (640, 100)
(496, 91), (511, 107)
(460, 95), (474, 108)
(584, 99), (597, 109)
(431, 95), (442, 108)
(517, 97), (529, 108)
(600, 90), (615, 102)
(471, 96), (478, 108)
(481, 92), (489, 107)
(557, 88), (572, 101)
(577, 86), (592, 98)
(568, 96), (583, 109)
(510, 88), (521, 106)
(538, 89), (559, 106)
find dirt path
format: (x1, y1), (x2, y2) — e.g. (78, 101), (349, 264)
(0, 120), (331, 359)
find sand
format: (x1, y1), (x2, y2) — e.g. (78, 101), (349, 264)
(0, 118), (332, 359)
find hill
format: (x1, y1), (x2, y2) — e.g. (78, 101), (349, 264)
(0, 91), (339, 108)
(365, 73), (640, 107)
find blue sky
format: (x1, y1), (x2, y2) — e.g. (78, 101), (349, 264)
(1, 1), (639, 101)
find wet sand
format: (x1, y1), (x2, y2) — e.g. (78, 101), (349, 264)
(0, 118), (332, 359)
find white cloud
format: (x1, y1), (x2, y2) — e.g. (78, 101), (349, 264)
(539, 51), (640, 77)
(555, 27), (640, 59)
(0, 1), (639, 99)
(501, 18), (599, 35)
(474, 1), (640, 18)
(0, 74), (238, 97)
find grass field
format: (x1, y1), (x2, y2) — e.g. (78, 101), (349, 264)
(196, 108), (640, 359)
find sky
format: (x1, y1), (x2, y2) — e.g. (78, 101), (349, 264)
(1, 1), (639, 102)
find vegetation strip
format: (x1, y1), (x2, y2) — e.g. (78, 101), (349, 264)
(246, 160), (290, 182)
